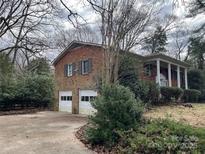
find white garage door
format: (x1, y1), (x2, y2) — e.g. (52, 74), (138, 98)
(79, 90), (97, 115)
(59, 91), (72, 113)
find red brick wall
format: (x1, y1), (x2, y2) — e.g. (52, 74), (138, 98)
(54, 46), (104, 113)
(140, 64), (178, 87)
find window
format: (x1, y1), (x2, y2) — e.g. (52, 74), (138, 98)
(66, 96), (72, 101)
(64, 63), (74, 77)
(90, 96), (96, 101)
(61, 96), (64, 101)
(82, 60), (89, 74)
(61, 96), (72, 101)
(67, 64), (73, 76)
(81, 96), (89, 101)
(144, 64), (152, 76)
(61, 96), (67, 101)
(81, 96), (96, 102)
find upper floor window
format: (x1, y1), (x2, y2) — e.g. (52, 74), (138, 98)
(64, 59), (92, 76)
(64, 63), (75, 77)
(82, 60), (89, 74)
(67, 64), (73, 76)
(81, 59), (92, 74)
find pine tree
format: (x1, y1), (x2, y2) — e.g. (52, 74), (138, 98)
(144, 26), (167, 53)
(188, 37), (205, 70)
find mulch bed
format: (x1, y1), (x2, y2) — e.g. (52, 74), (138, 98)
(75, 124), (117, 154)
(0, 108), (47, 116)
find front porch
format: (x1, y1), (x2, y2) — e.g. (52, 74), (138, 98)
(142, 58), (188, 89)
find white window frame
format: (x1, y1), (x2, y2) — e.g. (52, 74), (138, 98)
(67, 64), (73, 76)
(82, 60), (89, 74)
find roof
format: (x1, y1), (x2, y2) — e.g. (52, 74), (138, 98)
(52, 40), (102, 65)
(53, 41), (190, 68)
(144, 53), (190, 67)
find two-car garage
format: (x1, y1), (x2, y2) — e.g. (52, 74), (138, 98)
(58, 90), (97, 115)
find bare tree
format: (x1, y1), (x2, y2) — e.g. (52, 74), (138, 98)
(87, 0), (152, 84)
(0, 0), (80, 66)
(0, 0), (54, 64)
(54, 25), (100, 49)
(59, 0), (84, 27)
(172, 27), (190, 60)
(190, 0), (205, 15)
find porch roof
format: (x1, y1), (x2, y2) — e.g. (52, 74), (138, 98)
(143, 53), (190, 68)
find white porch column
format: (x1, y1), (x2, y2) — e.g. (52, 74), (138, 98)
(177, 65), (181, 88)
(185, 68), (188, 89)
(157, 59), (161, 86)
(168, 63), (172, 87)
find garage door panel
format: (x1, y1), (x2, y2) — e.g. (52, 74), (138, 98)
(59, 91), (72, 113)
(80, 90), (97, 96)
(79, 101), (96, 115)
(79, 90), (97, 115)
(59, 103), (72, 112)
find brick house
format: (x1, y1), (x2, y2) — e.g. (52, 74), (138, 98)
(53, 41), (190, 114)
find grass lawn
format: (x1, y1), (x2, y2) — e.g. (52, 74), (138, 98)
(144, 103), (205, 128)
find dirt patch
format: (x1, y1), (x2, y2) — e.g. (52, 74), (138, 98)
(144, 103), (205, 128)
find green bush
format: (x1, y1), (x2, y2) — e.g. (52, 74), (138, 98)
(188, 69), (205, 101)
(200, 89), (205, 102)
(118, 54), (139, 96)
(117, 119), (205, 153)
(183, 89), (201, 103)
(188, 69), (204, 90)
(132, 81), (160, 105)
(0, 55), (54, 111)
(0, 73), (54, 110)
(160, 87), (183, 102)
(86, 84), (143, 147)
(16, 73), (54, 103)
(0, 53), (15, 100)
(118, 55), (160, 105)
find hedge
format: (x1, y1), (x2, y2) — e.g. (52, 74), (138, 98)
(183, 89), (201, 103)
(0, 98), (49, 111)
(160, 87), (183, 102)
(0, 73), (54, 111)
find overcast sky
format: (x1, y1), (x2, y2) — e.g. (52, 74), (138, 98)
(48, 0), (205, 60)
(61, 0), (204, 29)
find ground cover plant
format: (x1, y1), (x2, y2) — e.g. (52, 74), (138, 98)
(78, 118), (205, 153)
(80, 84), (205, 153)
(116, 119), (205, 153)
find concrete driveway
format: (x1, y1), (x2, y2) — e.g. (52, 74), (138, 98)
(0, 111), (94, 154)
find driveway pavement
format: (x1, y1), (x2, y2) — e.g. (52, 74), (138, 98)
(0, 111), (94, 154)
